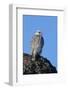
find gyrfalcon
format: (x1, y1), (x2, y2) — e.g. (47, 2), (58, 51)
(31, 31), (44, 61)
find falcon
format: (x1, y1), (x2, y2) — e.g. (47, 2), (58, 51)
(31, 31), (44, 61)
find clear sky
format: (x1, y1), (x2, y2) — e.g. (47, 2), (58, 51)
(23, 15), (57, 68)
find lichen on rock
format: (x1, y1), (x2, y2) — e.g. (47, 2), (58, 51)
(23, 53), (57, 75)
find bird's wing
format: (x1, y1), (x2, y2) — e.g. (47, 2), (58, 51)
(36, 36), (44, 54)
(41, 36), (44, 48)
(31, 35), (36, 48)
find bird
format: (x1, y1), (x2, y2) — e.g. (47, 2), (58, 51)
(31, 30), (44, 61)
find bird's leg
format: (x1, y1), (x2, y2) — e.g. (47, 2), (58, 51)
(32, 50), (36, 61)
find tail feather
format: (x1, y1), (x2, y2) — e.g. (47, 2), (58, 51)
(32, 51), (36, 61)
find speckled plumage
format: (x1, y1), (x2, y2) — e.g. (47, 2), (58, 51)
(31, 32), (44, 61)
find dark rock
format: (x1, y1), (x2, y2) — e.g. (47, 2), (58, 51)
(23, 53), (57, 75)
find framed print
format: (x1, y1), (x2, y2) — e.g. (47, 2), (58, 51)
(9, 4), (65, 86)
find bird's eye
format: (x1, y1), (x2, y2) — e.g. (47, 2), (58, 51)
(39, 32), (41, 33)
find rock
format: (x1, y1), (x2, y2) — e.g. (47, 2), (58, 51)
(23, 53), (57, 75)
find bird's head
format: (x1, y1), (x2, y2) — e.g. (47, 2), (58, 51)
(35, 30), (42, 36)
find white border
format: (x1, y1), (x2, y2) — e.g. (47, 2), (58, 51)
(9, 4), (66, 86)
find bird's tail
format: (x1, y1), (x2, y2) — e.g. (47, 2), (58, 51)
(31, 50), (36, 61)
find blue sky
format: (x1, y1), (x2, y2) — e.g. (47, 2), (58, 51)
(23, 15), (57, 68)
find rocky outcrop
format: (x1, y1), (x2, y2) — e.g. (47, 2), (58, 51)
(23, 53), (57, 75)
